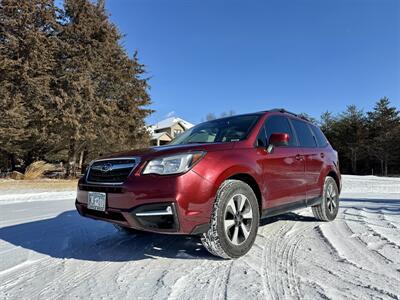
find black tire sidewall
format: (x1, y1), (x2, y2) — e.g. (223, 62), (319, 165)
(216, 182), (259, 258)
(323, 177), (339, 221)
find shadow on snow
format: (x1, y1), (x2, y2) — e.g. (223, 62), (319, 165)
(1, 197), (397, 262)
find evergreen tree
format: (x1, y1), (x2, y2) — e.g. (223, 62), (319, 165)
(336, 105), (368, 174)
(0, 0), (61, 169)
(319, 111), (336, 136)
(0, 0), (152, 174)
(298, 112), (317, 125)
(367, 98), (400, 176)
(319, 111), (339, 152)
(53, 0), (152, 175)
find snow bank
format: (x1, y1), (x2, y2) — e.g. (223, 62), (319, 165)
(0, 191), (76, 205)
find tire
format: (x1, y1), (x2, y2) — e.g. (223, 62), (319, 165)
(201, 179), (260, 259)
(312, 176), (339, 221)
(113, 224), (143, 235)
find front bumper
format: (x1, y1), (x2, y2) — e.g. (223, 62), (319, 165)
(76, 201), (180, 232)
(75, 169), (214, 235)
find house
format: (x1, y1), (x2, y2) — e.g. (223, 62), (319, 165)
(148, 117), (194, 146)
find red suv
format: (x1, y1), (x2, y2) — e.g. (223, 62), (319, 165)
(76, 109), (341, 258)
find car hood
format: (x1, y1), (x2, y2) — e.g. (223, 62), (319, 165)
(99, 142), (235, 161)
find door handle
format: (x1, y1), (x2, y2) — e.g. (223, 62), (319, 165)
(295, 154), (303, 161)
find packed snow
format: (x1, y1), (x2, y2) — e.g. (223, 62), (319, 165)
(0, 175), (399, 299)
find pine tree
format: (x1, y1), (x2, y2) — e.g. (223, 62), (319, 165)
(337, 105), (368, 174)
(55, 0), (152, 175)
(319, 111), (336, 135)
(367, 98), (400, 176)
(0, 0), (61, 168)
(320, 108), (369, 175)
(298, 112), (317, 125)
(319, 111), (338, 150)
(0, 0), (152, 174)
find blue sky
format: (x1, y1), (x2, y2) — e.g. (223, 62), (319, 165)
(105, 0), (400, 125)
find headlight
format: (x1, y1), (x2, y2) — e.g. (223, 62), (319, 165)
(142, 152), (205, 175)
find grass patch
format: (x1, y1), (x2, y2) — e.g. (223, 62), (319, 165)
(0, 179), (78, 192)
(24, 161), (56, 180)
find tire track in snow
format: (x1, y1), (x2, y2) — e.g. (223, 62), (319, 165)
(343, 208), (400, 263)
(110, 234), (232, 300)
(114, 235), (193, 300)
(256, 216), (316, 300)
(0, 231), (138, 299)
(322, 210), (395, 273)
(0, 256), (55, 291)
(167, 260), (232, 300)
(258, 223), (288, 298)
(29, 235), (137, 299)
(359, 209), (400, 249)
(314, 219), (400, 299)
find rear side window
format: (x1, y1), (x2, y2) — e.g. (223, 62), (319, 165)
(310, 125), (328, 147)
(290, 119), (317, 148)
(265, 115), (296, 147)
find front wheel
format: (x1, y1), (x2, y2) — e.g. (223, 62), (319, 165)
(312, 176), (339, 221)
(201, 180), (260, 259)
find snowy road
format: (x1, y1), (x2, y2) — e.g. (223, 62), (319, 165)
(0, 176), (399, 299)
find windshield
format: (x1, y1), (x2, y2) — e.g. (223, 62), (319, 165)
(169, 114), (261, 145)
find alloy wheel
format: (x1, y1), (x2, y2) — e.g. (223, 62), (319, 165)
(224, 194), (253, 245)
(326, 182), (338, 214)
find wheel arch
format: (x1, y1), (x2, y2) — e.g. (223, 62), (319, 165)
(227, 173), (263, 215)
(326, 170), (341, 193)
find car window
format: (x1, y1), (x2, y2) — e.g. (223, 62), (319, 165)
(169, 114), (261, 145)
(310, 125), (328, 147)
(264, 115), (296, 147)
(255, 125), (267, 147)
(290, 119), (317, 148)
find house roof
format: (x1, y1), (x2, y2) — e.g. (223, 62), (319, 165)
(149, 117), (194, 132)
(151, 131), (171, 140)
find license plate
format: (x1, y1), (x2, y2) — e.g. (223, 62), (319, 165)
(87, 192), (106, 211)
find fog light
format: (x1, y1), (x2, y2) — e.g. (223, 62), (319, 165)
(135, 205), (173, 217)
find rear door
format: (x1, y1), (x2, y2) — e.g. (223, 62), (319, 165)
(259, 115), (306, 208)
(289, 119), (323, 204)
(309, 124), (331, 199)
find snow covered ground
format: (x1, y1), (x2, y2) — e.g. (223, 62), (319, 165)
(0, 175), (399, 300)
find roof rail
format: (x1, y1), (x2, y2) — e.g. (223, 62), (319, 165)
(269, 108), (310, 121)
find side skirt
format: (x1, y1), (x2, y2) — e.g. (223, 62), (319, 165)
(261, 196), (322, 219)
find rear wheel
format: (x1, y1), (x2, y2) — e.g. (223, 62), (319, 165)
(312, 176), (339, 221)
(201, 180), (259, 259)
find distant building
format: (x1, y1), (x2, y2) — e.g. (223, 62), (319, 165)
(148, 117), (194, 146)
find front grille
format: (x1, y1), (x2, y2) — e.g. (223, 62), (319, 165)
(86, 158), (139, 184)
(79, 184), (124, 193)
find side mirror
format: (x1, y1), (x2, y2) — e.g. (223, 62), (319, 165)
(267, 133), (289, 153)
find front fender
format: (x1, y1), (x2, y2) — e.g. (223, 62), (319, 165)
(192, 149), (263, 201)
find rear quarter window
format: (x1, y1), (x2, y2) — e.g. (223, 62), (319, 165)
(290, 119), (317, 148)
(310, 125), (329, 147)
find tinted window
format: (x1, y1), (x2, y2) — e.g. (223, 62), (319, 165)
(265, 116), (296, 147)
(255, 126), (267, 147)
(310, 125), (328, 147)
(170, 114), (261, 145)
(290, 119), (317, 148)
